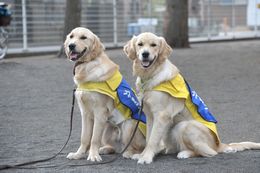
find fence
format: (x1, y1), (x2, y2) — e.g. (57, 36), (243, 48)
(3, 0), (260, 54)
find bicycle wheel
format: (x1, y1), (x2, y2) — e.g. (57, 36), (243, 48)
(0, 41), (7, 59)
(0, 27), (8, 59)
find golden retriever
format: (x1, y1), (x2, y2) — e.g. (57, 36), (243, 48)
(123, 32), (260, 164)
(64, 27), (145, 162)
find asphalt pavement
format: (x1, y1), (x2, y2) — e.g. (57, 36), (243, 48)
(0, 40), (260, 173)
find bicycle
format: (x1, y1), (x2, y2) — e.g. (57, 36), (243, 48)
(0, 2), (11, 59)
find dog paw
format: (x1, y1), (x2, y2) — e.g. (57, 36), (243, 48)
(223, 147), (237, 153)
(132, 153), (142, 160)
(177, 151), (192, 159)
(122, 151), (134, 159)
(66, 152), (85, 160)
(99, 146), (115, 155)
(137, 155), (153, 164)
(87, 151), (102, 162)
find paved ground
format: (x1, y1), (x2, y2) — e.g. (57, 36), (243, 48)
(0, 40), (260, 173)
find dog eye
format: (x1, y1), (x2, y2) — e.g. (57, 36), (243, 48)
(151, 43), (157, 47)
(70, 34), (74, 39)
(80, 36), (87, 40)
(138, 42), (143, 46)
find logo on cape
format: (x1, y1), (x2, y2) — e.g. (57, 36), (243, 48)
(185, 81), (217, 123)
(117, 79), (146, 123)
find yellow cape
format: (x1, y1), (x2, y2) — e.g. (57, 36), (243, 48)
(153, 74), (220, 144)
(77, 70), (146, 136)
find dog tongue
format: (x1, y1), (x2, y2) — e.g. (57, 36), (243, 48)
(142, 61), (150, 67)
(70, 53), (78, 60)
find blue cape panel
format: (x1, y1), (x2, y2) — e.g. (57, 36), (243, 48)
(117, 78), (146, 123)
(185, 81), (217, 123)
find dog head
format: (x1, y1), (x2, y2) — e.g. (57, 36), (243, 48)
(64, 27), (105, 62)
(124, 32), (172, 69)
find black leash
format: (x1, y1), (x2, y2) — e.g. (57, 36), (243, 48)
(0, 88), (76, 170)
(0, 62), (81, 170)
(0, 64), (144, 170)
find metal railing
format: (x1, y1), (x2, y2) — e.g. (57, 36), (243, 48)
(3, 0), (260, 55)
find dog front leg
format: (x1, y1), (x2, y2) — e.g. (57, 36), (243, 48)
(87, 109), (108, 162)
(132, 109), (153, 161)
(67, 93), (94, 160)
(146, 111), (153, 143)
(137, 111), (171, 164)
(67, 112), (94, 159)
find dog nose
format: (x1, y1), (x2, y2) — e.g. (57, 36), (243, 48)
(69, 43), (76, 51)
(142, 52), (149, 59)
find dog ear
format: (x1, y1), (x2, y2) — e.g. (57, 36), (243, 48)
(89, 35), (105, 59)
(123, 35), (137, 60)
(158, 37), (172, 63)
(92, 35), (105, 52)
(64, 34), (70, 58)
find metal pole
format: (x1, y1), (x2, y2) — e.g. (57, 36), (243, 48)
(207, 0), (211, 40)
(232, 0), (236, 39)
(22, 0), (28, 50)
(133, 0), (137, 20)
(148, 0), (152, 31)
(113, 0), (118, 46)
(148, 0), (152, 18)
(254, 0), (258, 37)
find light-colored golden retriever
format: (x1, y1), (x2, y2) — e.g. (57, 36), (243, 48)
(64, 27), (145, 162)
(123, 32), (260, 164)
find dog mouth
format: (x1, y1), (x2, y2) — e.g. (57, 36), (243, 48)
(141, 57), (156, 69)
(69, 48), (87, 61)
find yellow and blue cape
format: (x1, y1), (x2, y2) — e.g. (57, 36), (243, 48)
(77, 70), (146, 136)
(153, 73), (220, 143)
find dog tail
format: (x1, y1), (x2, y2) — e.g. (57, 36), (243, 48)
(192, 142), (218, 157)
(218, 142), (260, 153)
